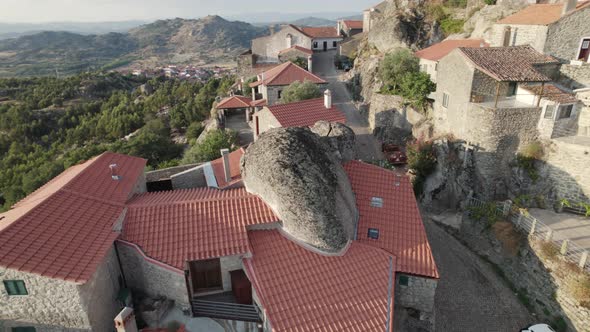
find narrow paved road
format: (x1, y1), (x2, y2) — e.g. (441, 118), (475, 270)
(424, 218), (534, 331)
(313, 51), (383, 161)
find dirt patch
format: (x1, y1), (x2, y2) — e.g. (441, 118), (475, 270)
(492, 221), (524, 256)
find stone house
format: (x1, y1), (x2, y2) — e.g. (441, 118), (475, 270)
(338, 20), (364, 37)
(253, 90), (346, 139)
(415, 39), (488, 83)
(490, 0), (590, 62)
(0, 152), (148, 331)
(251, 25), (342, 64)
(277, 45), (313, 64)
(249, 61), (328, 106)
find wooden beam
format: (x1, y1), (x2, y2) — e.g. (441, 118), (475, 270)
(537, 82), (545, 107)
(494, 82), (501, 108)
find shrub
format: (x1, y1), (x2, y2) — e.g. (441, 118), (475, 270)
(468, 202), (501, 226)
(379, 49), (419, 92)
(242, 77), (257, 98)
(397, 71), (436, 110)
(407, 140), (437, 196)
(521, 141), (545, 160)
(185, 122), (204, 142)
(182, 129), (237, 164)
(568, 273), (590, 303)
(484, 0), (497, 5)
(539, 241), (560, 261)
(440, 18), (466, 35)
(426, 3), (448, 22)
(516, 154), (539, 181)
(551, 316), (567, 332)
(292, 57), (308, 71)
(280, 80), (322, 104)
(445, 0), (467, 8)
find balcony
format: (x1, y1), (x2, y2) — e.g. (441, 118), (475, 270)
(191, 291), (262, 323)
(470, 93), (538, 111)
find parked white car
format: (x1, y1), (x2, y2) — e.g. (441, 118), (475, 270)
(521, 324), (556, 332)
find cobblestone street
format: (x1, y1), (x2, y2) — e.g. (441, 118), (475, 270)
(424, 218), (534, 331)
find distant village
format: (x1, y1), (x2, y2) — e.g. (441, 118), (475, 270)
(126, 65), (235, 82)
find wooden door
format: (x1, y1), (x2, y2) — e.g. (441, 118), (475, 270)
(230, 270), (253, 304)
(189, 259), (222, 295)
(579, 39), (590, 62)
(503, 27), (511, 47)
(323, 41), (328, 51)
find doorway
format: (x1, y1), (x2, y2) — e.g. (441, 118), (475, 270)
(323, 41), (328, 51)
(578, 38), (590, 62)
(186, 259), (222, 297)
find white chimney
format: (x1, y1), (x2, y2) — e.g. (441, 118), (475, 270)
(221, 149), (231, 183)
(110, 164), (121, 181)
(324, 90), (332, 109)
(562, 0), (577, 16)
(308, 56), (313, 73)
(114, 307), (138, 332)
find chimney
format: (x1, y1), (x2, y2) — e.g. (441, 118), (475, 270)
(221, 149), (231, 183)
(324, 89), (332, 109)
(562, 0), (577, 16)
(110, 164), (121, 181)
(308, 56), (313, 73)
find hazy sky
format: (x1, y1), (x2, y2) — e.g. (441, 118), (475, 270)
(0, 0), (377, 23)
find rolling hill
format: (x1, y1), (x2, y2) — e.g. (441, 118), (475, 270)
(0, 16), (267, 77)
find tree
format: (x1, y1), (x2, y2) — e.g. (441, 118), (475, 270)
(292, 57), (308, 70)
(398, 71), (436, 110)
(280, 80), (322, 104)
(186, 122), (204, 142)
(182, 129), (238, 164)
(379, 49), (420, 92)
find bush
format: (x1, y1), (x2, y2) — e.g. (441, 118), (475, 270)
(539, 241), (560, 261)
(568, 273), (590, 304)
(292, 57), (308, 71)
(468, 202), (501, 226)
(484, 0), (497, 5)
(551, 316), (567, 332)
(426, 4), (448, 22)
(445, 0), (467, 8)
(379, 49), (420, 92)
(397, 71), (436, 110)
(440, 18), (466, 35)
(521, 141), (545, 160)
(280, 80), (322, 104)
(186, 122), (204, 142)
(182, 129), (237, 164)
(407, 140), (437, 196)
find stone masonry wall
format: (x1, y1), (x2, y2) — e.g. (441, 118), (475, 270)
(394, 274), (438, 329)
(171, 165), (207, 190)
(252, 26), (311, 63)
(490, 23), (548, 51)
(368, 93), (422, 144)
(559, 63), (590, 89)
(254, 108), (281, 139)
(545, 139), (590, 204)
(0, 268), (90, 330)
(77, 247), (123, 332)
(117, 242), (189, 308)
(545, 7), (590, 62)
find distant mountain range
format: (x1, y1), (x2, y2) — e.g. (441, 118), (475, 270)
(0, 16), (267, 78)
(0, 21), (147, 40)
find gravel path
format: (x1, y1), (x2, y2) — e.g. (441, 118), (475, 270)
(423, 218), (534, 332)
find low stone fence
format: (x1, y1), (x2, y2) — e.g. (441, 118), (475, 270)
(467, 197), (590, 273)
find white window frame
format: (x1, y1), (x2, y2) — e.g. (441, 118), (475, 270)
(557, 104), (574, 120)
(442, 92), (450, 108)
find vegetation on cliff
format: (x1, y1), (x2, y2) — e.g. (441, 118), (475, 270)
(280, 80), (323, 104)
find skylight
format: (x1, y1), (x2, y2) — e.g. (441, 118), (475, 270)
(370, 197), (383, 208)
(368, 228), (380, 240)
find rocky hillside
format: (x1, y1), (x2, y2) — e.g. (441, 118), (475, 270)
(0, 16), (267, 77)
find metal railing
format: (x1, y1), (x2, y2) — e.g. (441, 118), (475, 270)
(466, 197), (590, 273)
(192, 299), (262, 322)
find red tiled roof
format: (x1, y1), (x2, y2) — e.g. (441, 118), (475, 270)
(521, 83), (579, 104)
(344, 161), (439, 278)
(250, 62), (326, 87)
(415, 39), (488, 62)
(122, 188), (278, 269)
(279, 45), (313, 55)
(250, 99), (268, 107)
(210, 148), (245, 189)
(296, 26), (341, 38)
(217, 96), (252, 109)
(342, 20), (364, 30)
(0, 152), (147, 283)
(458, 45), (559, 82)
(267, 97), (347, 128)
(498, 1), (590, 25)
(245, 230), (395, 332)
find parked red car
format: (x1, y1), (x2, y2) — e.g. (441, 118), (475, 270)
(382, 144), (408, 165)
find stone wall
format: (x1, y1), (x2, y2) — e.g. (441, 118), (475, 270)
(394, 274), (438, 330)
(170, 164), (208, 190)
(254, 108), (281, 139)
(220, 256), (243, 292)
(368, 93), (422, 144)
(559, 63), (590, 89)
(545, 139), (590, 204)
(489, 23), (548, 51)
(252, 26), (311, 63)
(117, 242), (189, 308)
(545, 7), (590, 62)
(77, 248), (123, 332)
(0, 268), (90, 330)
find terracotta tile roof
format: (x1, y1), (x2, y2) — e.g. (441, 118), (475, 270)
(521, 83), (579, 104)
(122, 188), (278, 269)
(210, 148), (245, 189)
(250, 99), (268, 107)
(217, 96), (252, 109)
(498, 1), (590, 25)
(342, 20), (364, 30)
(250, 61), (326, 87)
(0, 152), (147, 283)
(458, 45), (559, 82)
(344, 161), (439, 278)
(415, 39), (488, 62)
(244, 230), (395, 332)
(267, 97), (347, 128)
(292, 25), (341, 38)
(278, 45), (313, 55)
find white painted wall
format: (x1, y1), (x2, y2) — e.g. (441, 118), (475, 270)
(419, 58), (438, 83)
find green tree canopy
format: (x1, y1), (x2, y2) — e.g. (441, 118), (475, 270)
(280, 80), (322, 104)
(379, 49), (420, 92)
(182, 129), (238, 164)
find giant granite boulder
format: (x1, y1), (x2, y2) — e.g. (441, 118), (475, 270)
(310, 121), (356, 162)
(241, 127), (358, 252)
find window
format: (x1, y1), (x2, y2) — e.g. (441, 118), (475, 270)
(313, 42), (318, 48)
(399, 275), (409, 286)
(277, 90), (282, 99)
(190, 259), (222, 292)
(333, 41), (337, 48)
(583, 40), (590, 49)
(370, 197), (383, 208)
(3, 280), (28, 295)
(420, 64), (427, 72)
(558, 104), (574, 119)
(368, 228), (380, 240)
(442, 93), (450, 108)
(508, 82), (517, 96)
(12, 327), (36, 332)
(544, 105), (556, 119)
